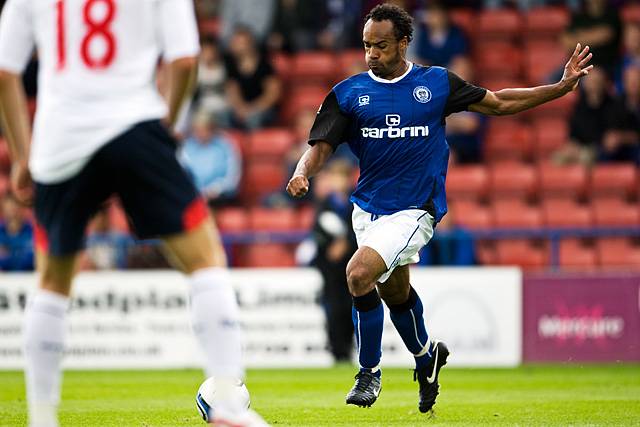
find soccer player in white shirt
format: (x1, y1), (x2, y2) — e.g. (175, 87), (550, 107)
(0, 1), (267, 426)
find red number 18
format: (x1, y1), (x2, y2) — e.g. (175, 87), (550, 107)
(56, 0), (117, 70)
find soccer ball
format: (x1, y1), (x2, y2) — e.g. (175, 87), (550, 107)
(195, 377), (251, 422)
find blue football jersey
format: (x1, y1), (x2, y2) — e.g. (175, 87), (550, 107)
(309, 63), (486, 223)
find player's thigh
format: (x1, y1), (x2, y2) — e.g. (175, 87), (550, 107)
(346, 246), (387, 295)
(107, 121), (214, 269)
(162, 218), (226, 273)
(377, 265), (410, 305)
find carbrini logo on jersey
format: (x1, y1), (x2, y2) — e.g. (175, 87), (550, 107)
(361, 114), (429, 139)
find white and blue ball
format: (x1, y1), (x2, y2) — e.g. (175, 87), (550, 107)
(196, 377), (251, 422)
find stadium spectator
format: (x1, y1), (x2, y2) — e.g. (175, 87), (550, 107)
(483, 0), (569, 10)
(615, 23), (640, 94)
(192, 37), (230, 127)
(220, 0), (276, 46)
(0, 193), (33, 271)
(182, 111), (241, 207)
(419, 205), (476, 266)
(268, 0), (328, 52)
(224, 27), (282, 130)
(445, 57), (485, 163)
(599, 65), (640, 164)
(410, 2), (469, 67)
(554, 66), (617, 165)
(81, 208), (132, 270)
(311, 159), (358, 363)
(317, 0), (365, 50)
(562, 0), (622, 75)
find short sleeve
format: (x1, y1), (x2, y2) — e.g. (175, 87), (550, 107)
(443, 71), (487, 117)
(308, 90), (351, 151)
(157, 0), (200, 61)
(0, 0), (34, 74)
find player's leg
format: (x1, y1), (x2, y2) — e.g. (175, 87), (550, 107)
(378, 265), (432, 369)
(111, 121), (264, 425)
(25, 167), (107, 427)
(344, 246), (386, 407)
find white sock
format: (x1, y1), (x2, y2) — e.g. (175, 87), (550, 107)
(23, 289), (69, 427)
(188, 267), (245, 412)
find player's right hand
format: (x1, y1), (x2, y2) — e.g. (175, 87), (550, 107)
(10, 162), (34, 206)
(286, 174), (309, 198)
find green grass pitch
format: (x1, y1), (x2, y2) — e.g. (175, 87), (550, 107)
(1, 364), (639, 426)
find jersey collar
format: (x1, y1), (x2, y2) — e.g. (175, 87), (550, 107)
(367, 61), (413, 84)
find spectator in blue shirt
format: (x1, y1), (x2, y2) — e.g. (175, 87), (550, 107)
(182, 111), (242, 207)
(411, 2), (469, 67)
(0, 194), (34, 271)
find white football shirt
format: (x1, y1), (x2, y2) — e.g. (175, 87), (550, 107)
(0, 0), (200, 183)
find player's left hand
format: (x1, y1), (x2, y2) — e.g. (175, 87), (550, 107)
(561, 43), (594, 92)
(10, 161), (33, 206)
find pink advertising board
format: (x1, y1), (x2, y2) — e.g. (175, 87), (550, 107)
(524, 273), (640, 362)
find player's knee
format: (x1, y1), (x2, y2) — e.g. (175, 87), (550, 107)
(346, 264), (375, 297)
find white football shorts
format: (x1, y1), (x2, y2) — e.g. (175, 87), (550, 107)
(352, 203), (435, 283)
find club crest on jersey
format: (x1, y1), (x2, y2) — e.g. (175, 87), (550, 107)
(413, 86), (432, 103)
(358, 95), (370, 106)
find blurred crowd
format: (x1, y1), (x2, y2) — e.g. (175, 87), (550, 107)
(1, 0), (640, 271)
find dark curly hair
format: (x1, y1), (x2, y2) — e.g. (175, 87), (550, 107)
(364, 3), (414, 43)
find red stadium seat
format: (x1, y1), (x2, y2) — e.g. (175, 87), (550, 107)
(596, 238), (640, 268)
(446, 165), (489, 202)
(590, 163), (638, 201)
(476, 240), (497, 265)
(449, 200), (492, 229)
(592, 198), (640, 226)
(524, 42), (567, 85)
(290, 51), (336, 86)
(214, 208), (248, 233)
(280, 86), (327, 123)
(240, 243), (296, 267)
(532, 118), (568, 158)
(475, 44), (522, 80)
(489, 163), (538, 200)
(477, 9), (522, 41)
(559, 238), (597, 269)
(622, 4), (640, 23)
(542, 199), (592, 227)
(524, 7), (570, 37)
(241, 161), (285, 205)
(297, 205), (315, 231)
(198, 18), (220, 37)
(449, 8), (475, 36)
(338, 49), (367, 79)
(538, 163), (587, 199)
(222, 130), (246, 157)
(478, 78), (527, 92)
(483, 120), (533, 162)
(249, 207), (297, 231)
(493, 200), (543, 228)
(246, 128), (295, 158)
(495, 239), (548, 269)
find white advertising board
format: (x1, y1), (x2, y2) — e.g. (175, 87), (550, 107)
(0, 268), (521, 369)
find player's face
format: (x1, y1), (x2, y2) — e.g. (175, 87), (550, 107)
(363, 19), (407, 78)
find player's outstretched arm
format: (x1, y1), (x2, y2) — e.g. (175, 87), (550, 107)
(0, 69), (33, 204)
(286, 141), (333, 198)
(469, 43), (593, 116)
(163, 56), (198, 128)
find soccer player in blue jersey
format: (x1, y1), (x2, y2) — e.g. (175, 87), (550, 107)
(287, 3), (593, 414)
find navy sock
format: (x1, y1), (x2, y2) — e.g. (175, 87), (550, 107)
(388, 287), (432, 370)
(352, 289), (383, 378)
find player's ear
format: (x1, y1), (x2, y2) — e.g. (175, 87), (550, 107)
(399, 37), (408, 54)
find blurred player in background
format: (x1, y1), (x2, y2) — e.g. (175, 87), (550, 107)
(287, 2), (592, 415)
(0, 1), (266, 426)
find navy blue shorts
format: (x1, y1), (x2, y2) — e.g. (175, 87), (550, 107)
(34, 120), (208, 256)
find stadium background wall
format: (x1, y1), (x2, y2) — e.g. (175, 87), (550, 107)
(1, 268), (637, 369)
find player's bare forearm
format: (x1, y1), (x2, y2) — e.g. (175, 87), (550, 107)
(164, 56), (198, 127)
(470, 43), (593, 116)
(286, 141), (333, 198)
(0, 70), (31, 163)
